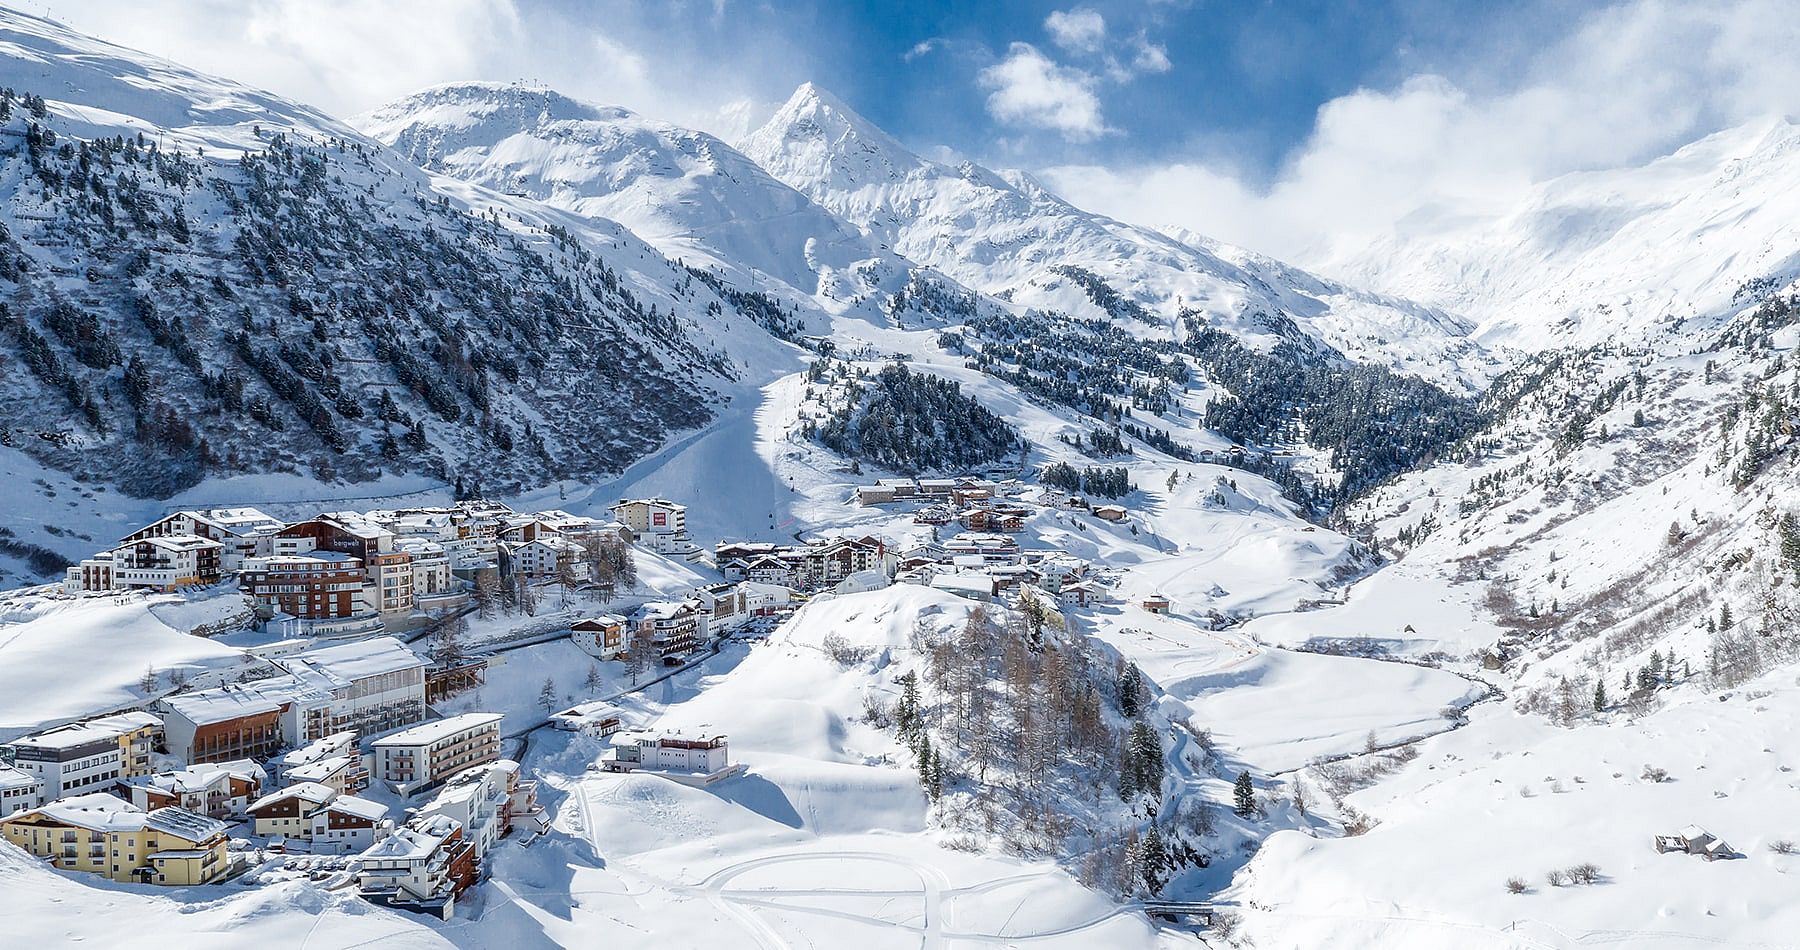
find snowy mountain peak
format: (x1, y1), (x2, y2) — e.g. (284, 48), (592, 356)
(741, 81), (929, 202)
(359, 80), (944, 328)
(743, 84), (1492, 390)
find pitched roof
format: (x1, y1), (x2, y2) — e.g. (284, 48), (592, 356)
(323, 795), (388, 822)
(9, 793), (146, 833)
(247, 781), (337, 814)
(143, 806), (229, 842)
(136, 534), (224, 552)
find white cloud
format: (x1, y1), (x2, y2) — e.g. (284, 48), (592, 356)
(52, 0), (803, 139)
(1044, 8), (1107, 54)
(58, 0), (523, 118)
(1132, 36), (1171, 73)
(980, 43), (1106, 141)
(1044, 0), (1800, 265)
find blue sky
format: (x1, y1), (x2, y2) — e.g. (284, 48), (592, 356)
(62, 0), (1800, 260)
(691, 0), (1579, 177)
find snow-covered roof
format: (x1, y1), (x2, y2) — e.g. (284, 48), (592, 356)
(269, 731), (357, 769)
(395, 537), (446, 556)
(0, 763), (36, 790)
(286, 756), (354, 782)
(123, 761), (255, 795)
(613, 497), (685, 511)
(8, 723), (122, 751)
(247, 782), (338, 813)
(931, 573), (996, 595)
(279, 636), (425, 687)
(636, 601), (692, 621)
(371, 712), (502, 748)
(324, 795), (388, 822)
(15, 793), (147, 832)
(135, 534), (224, 552)
(143, 807), (229, 842)
(160, 685), (285, 725)
(315, 514), (390, 539)
(199, 507), (286, 536)
(554, 701), (623, 721)
(359, 824), (441, 860)
(84, 711), (162, 733)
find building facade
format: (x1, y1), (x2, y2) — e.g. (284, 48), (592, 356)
(0, 794), (229, 885)
(370, 713), (502, 794)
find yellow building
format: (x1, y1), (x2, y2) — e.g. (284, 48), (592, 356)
(0, 793), (230, 885)
(87, 711), (166, 779)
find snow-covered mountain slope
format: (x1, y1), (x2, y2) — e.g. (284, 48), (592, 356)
(1194, 292), (1800, 946)
(0, 6), (349, 155)
(740, 83), (1497, 392)
(1317, 117), (1800, 352)
(0, 9), (815, 504)
(356, 82), (957, 333)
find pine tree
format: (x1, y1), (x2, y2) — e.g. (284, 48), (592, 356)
(1233, 770), (1256, 818)
(1129, 720), (1165, 800)
(1592, 679), (1607, 712)
(1140, 825), (1170, 893)
(1719, 603), (1733, 630)
(895, 671), (921, 742)
(583, 664), (602, 692)
(916, 732), (935, 798)
(538, 676), (558, 713)
(1780, 512), (1800, 578)
(138, 664), (157, 695)
(1117, 663), (1145, 719)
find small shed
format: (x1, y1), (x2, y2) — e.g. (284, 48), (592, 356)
(1142, 594), (1171, 615)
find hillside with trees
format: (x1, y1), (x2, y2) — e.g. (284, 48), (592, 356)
(0, 96), (732, 497)
(805, 360), (1018, 473)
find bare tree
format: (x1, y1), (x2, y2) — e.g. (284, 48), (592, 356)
(555, 557), (580, 606)
(626, 622), (656, 684)
(430, 614), (468, 665)
(580, 535), (638, 599)
(472, 571), (499, 619)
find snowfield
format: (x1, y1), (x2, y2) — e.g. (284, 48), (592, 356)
(0, 588), (254, 740)
(1231, 670), (1800, 949)
(0, 844), (451, 949)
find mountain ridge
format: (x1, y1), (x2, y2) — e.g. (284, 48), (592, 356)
(741, 82), (1497, 392)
